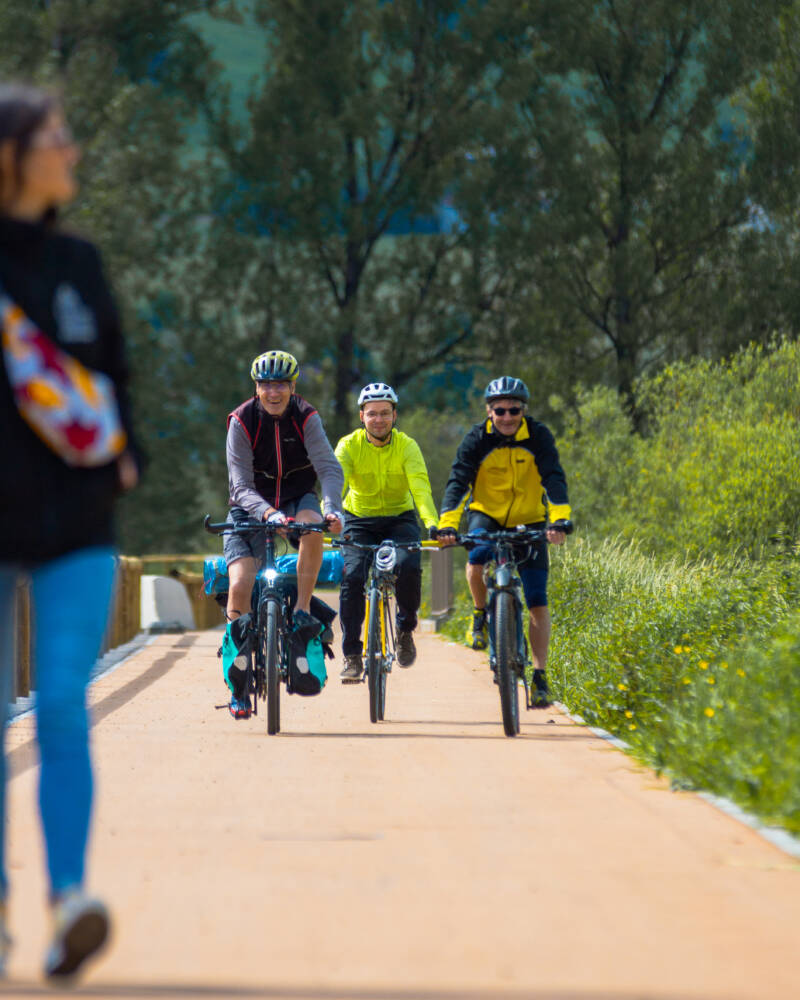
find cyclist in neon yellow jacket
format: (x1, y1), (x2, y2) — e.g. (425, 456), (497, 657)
(335, 383), (438, 681)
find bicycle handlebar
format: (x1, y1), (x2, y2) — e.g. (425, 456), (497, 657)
(203, 514), (326, 538)
(332, 535), (423, 554)
(437, 522), (573, 550)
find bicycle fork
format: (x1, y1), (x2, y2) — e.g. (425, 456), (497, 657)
(364, 589), (393, 675)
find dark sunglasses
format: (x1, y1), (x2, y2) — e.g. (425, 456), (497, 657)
(492, 405), (523, 416)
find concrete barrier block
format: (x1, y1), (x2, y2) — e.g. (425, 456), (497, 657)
(140, 575), (196, 633)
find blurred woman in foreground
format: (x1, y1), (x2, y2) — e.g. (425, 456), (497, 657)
(0, 81), (139, 980)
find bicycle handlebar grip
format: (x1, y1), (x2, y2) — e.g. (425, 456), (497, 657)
(204, 515), (229, 535)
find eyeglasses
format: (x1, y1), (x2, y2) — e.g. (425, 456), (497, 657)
(29, 125), (75, 150)
(257, 380), (291, 389)
(491, 406), (523, 416)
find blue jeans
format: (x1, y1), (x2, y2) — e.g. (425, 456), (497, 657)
(0, 547), (116, 899)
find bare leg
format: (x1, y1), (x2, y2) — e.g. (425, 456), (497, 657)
(466, 563), (487, 609)
(226, 557), (257, 621)
(295, 511), (323, 613)
(528, 605), (551, 671)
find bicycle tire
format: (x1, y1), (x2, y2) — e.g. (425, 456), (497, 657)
(366, 589), (383, 724)
(378, 594), (390, 721)
(495, 590), (520, 736)
(265, 600), (280, 735)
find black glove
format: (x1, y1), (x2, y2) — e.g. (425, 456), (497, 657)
(428, 526), (439, 540)
(551, 519), (574, 535)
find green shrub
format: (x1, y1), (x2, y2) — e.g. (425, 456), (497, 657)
(548, 538), (800, 832)
(558, 338), (800, 561)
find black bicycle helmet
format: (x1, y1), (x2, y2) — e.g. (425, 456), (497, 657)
(484, 376), (529, 404)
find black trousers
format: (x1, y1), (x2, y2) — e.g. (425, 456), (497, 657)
(339, 510), (422, 656)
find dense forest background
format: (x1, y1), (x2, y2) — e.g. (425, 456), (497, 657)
(3, 0), (800, 555)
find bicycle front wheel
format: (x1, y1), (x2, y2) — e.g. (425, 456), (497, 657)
(378, 594), (390, 721)
(495, 590), (520, 737)
(366, 589), (384, 724)
(265, 599), (280, 734)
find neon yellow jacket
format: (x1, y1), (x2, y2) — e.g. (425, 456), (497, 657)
(335, 428), (438, 529)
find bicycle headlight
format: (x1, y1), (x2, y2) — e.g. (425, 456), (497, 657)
(375, 544), (397, 572)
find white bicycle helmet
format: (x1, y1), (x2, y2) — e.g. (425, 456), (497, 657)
(251, 350), (299, 382)
(358, 382), (398, 406)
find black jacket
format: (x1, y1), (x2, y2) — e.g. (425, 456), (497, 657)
(228, 395), (318, 508)
(439, 416), (571, 530)
(0, 216), (138, 562)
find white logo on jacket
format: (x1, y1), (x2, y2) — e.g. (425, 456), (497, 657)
(54, 283), (97, 343)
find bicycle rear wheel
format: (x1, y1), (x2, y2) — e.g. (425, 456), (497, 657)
(366, 589), (383, 724)
(265, 600), (280, 734)
(495, 590), (520, 737)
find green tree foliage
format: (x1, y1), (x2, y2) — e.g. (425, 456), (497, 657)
(210, 0), (528, 434)
(494, 0), (791, 414)
(558, 338), (800, 560)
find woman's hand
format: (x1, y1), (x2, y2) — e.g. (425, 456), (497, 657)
(116, 451), (139, 492)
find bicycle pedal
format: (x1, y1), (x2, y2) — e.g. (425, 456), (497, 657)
(341, 677), (361, 686)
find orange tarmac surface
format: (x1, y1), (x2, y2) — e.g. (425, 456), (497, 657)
(2, 612), (799, 999)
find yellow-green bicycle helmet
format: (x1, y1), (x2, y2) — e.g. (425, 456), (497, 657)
(250, 350), (299, 382)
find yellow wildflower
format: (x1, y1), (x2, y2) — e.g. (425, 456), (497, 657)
(682, 677), (691, 685)
(737, 668), (746, 678)
(708, 677), (715, 685)
(625, 710), (633, 719)
(720, 662), (728, 670)
(618, 683), (628, 691)
(704, 707), (715, 718)
(628, 723), (637, 731)
(673, 646), (683, 654)
(699, 661), (709, 669)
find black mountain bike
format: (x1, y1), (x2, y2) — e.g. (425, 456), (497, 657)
(334, 536), (422, 724)
(204, 515), (326, 735)
(450, 525), (571, 737)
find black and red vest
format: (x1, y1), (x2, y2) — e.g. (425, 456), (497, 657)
(228, 394), (318, 508)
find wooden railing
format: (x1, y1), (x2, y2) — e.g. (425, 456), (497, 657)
(12, 556), (143, 701)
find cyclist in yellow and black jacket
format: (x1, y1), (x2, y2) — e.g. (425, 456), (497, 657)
(438, 376), (572, 706)
(335, 383), (438, 681)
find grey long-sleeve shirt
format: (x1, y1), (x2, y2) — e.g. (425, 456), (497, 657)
(226, 412), (344, 521)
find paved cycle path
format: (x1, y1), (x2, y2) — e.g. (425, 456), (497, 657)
(2, 611), (799, 999)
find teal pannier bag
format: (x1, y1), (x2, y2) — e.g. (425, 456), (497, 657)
(203, 556), (229, 595)
(276, 550), (343, 583)
(286, 616), (327, 696)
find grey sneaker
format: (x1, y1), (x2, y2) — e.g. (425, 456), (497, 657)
(45, 890), (109, 980)
(396, 630), (416, 667)
(340, 655), (363, 683)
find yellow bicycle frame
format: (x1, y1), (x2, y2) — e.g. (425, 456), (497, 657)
(363, 592), (388, 658)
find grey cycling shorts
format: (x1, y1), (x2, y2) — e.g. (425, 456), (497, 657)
(223, 493), (322, 568)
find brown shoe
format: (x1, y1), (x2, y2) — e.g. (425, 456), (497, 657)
(340, 655), (363, 683)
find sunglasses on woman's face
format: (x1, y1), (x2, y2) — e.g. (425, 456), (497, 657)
(492, 406), (522, 416)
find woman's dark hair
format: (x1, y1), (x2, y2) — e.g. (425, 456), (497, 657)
(0, 82), (58, 207)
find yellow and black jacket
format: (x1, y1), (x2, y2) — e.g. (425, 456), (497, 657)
(438, 416), (571, 531)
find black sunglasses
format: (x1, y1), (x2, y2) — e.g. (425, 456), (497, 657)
(492, 405), (523, 416)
